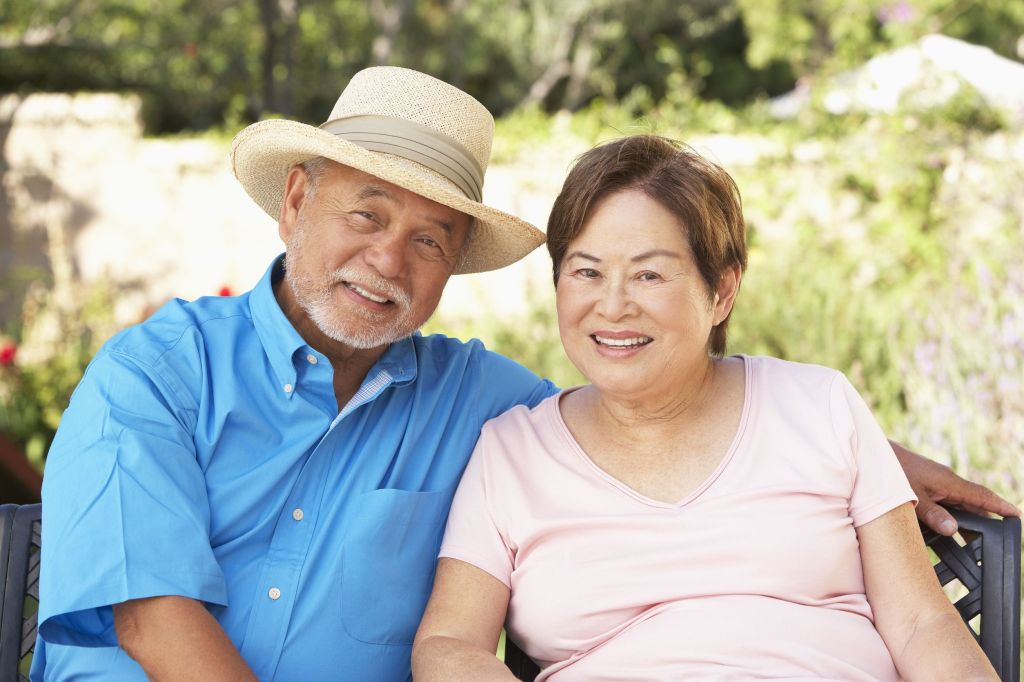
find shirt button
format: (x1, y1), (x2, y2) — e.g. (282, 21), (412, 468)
(306, 354), (318, 365)
(268, 587), (281, 600)
(292, 508), (304, 521)
(283, 383), (293, 393)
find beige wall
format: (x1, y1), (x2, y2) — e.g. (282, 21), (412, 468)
(0, 92), (580, 332)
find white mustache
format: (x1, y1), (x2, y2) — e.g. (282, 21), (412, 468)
(329, 267), (411, 308)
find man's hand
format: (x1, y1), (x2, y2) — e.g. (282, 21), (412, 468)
(890, 441), (1021, 536)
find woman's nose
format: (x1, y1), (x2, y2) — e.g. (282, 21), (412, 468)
(594, 280), (636, 320)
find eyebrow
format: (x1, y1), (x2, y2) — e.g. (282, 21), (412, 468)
(357, 185), (397, 203)
(427, 217), (454, 234)
(630, 249), (681, 262)
(564, 249), (681, 263)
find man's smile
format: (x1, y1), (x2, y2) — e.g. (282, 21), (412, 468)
(343, 281), (392, 305)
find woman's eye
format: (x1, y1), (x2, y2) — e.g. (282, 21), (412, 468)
(638, 271), (661, 282)
(574, 268), (599, 279)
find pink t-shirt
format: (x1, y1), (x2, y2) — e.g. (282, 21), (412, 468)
(439, 356), (917, 681)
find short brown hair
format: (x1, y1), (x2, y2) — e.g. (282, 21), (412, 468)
(546, 135), (748, 356)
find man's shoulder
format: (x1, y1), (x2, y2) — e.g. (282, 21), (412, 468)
(481, 391), (556, 435)
(412, 332), (539, 381)
(411, 332), (557, 414)
(103, 294), (252, 367)
(412, 332), (504, 371)
(412, 330), (484, 355)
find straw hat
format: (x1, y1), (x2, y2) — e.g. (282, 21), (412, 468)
(231, 66), (545, 274)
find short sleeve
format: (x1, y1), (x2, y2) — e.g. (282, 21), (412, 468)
(829, 373), (917, 527)
(39, 349), (228, 647)
(437, 429), (515, 588)
(471, 347), (559, 423)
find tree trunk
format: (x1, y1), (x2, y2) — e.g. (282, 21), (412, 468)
(521, 0), (588, 108)
(258, 0), (279, 116)
(444, 0), (469, 88)
(279, 0), (298, 116)
(370, 0), (414, 66)
(563, 20), (595, 110)
(257, 0), (298, 116)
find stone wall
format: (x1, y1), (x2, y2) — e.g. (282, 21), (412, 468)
(0, 92), (573, 332)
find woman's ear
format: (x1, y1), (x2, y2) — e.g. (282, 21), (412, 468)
(712, 264), (742, 326)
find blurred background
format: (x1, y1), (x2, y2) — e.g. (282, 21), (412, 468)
(1, 0), (1022, 530)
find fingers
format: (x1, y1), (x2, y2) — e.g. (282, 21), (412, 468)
(943, 479), (1022, 518)
(957, 502), (993, 517)
(916, 499), (959, 536)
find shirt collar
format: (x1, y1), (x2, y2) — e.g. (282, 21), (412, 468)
(249, 255), (419, 392)
(375, 335), (417, 386)
(250, 255), (307, 394)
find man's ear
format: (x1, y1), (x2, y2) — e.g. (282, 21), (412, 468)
(712, 264), (742, 326)
(279, 166), (311, 243)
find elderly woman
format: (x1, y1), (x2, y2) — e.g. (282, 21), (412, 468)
(411, 136), (997, 681)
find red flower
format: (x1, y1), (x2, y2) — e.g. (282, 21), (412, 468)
(0, 343), (16, 367)
(218, 286), (232, 297)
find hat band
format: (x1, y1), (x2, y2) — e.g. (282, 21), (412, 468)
(321, 115), (484, 202)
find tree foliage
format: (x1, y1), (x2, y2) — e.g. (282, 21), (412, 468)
(3, 0), (1021, 134)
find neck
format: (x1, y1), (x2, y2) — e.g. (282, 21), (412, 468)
(586, 355), (719, 432)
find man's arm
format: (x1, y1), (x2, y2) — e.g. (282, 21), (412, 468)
(114, 597), (257, 681)
(890, 440), (1021, 535)
(39, 346), (231, 657)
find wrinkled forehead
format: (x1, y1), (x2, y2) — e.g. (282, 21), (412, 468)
(316, 160), (474, 231)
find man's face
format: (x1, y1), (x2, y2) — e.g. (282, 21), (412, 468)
(281, 162), (471, 349)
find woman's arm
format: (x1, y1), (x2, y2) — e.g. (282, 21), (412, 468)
(858, 502), (998, 681)
(412, 558), (518, 681)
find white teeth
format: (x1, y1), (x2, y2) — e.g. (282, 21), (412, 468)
(347, 283), (389, 304)
(593, 335), (652, 347)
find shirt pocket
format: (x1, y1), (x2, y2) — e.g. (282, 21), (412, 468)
(341, 488), (448, 645)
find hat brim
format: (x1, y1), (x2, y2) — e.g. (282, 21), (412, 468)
(231, 119), (546, 274)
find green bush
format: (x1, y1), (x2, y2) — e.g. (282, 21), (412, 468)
(0, 270), (120, 470)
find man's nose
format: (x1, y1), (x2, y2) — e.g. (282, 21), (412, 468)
(363, 232), (407, 280)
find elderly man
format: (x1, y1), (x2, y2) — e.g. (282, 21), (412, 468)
(34, 67), (1017, 681)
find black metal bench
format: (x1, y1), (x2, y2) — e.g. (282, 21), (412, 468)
(1, 503), (1018, 680)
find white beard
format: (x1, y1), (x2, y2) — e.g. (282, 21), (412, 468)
(284, 217), (419, 350)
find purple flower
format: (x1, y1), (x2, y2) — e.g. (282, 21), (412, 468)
(877, 1), (916, 24)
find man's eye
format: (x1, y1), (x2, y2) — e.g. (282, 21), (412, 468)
(417, 237), (441, 249)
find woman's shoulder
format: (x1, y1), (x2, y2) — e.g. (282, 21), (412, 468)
(742, 354), (845, 405)
(469, 391), (572, 488)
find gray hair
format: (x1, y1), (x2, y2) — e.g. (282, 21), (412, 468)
(299, 156), (331, 202)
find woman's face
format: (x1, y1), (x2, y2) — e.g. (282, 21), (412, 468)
(555, 189), (735, 400)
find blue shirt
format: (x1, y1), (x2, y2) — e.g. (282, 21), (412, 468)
(35, 257), (557, 681)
